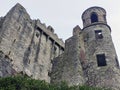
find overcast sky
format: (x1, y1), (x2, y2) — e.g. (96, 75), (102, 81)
(0, 0), (120, 62)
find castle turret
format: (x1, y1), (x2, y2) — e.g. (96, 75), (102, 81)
(81, 7), (120, 90)
(47, 6), (120, 89)
(82, 7), (107, 27)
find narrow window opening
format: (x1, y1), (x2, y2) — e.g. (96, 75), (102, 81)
(95, 30), (103, 39)
(36, 32), (39, 38)
(96, 54), (107, 67)
(48, 72), (51, 77)
(91, 13), (98, 23)
(52, 46), (57, 57)
(28, 47), (31, 51)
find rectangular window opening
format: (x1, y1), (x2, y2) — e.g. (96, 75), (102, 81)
(95, 30), (103, 39)
(96, 54), (107, 67)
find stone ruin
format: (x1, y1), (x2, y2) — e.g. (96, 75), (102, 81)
(0, 3), (120, 90)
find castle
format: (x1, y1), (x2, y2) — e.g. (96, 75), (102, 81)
(0, 3), (120, 90)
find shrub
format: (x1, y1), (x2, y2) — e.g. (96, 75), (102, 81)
(0, 76), (109, 90)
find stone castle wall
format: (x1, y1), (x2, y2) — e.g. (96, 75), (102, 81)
(0, 3), (64, 82)
(51, 26), (85, 86)
(51, 7), (120, 90)
(0, 3), (120, 90)
(82, 24), (120, 90)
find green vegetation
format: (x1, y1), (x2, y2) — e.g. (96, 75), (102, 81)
(0, 76), (108, 90)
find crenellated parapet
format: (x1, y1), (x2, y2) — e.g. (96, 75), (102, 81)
(34, 19), (64, 49)
(1, 3), (119, 90)
(0, 3), (65, 83)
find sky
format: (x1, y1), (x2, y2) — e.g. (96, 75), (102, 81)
(0, 0), (120, 62)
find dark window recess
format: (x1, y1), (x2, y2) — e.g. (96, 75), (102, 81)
(115, 57), (119, 67)
(91, 12), (98, 23)
(96, 54), (107, 66)
(28, 47), (31, 51)
(36, 32), (40, 38)
(48, 72), (51, 77)
(53, 46), (57, 54)
(95, 30), (103, 39)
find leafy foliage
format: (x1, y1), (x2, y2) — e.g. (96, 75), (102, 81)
(0, 76), (108, 90)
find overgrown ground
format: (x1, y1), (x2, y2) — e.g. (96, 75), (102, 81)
(0, 76), (109, 90)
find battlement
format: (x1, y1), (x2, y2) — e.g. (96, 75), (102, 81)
(0, 3), (65, 82)
(35, 19), (64, 48)
(0, 4), (120, 90)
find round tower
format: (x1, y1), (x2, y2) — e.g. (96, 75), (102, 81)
(81, 7), (120, 90)
(82, 7), (107, 27)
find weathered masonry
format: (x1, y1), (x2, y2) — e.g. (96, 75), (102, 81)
(0, 3), (120, 90)
(51, 7), (120, 90)
(0, 3), (64, 83)
(35, 20), (64, 59)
